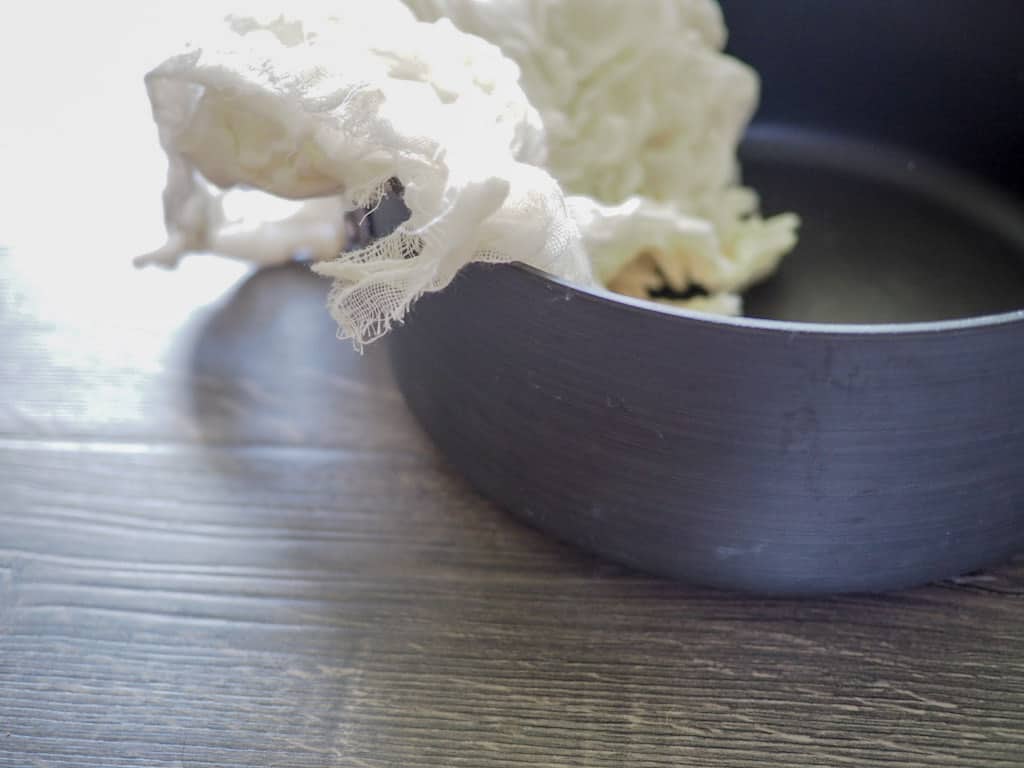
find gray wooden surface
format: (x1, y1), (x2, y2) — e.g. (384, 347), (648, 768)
(2, 252), (1024, 768)
(2, 7), (1024, 766)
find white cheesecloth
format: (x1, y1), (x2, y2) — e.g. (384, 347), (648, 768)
(139, 0), (798, 346)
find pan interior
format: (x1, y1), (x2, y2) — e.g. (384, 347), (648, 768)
(741, 126), (1024, 324)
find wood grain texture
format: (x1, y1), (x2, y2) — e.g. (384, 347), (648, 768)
(2, 248), (1024, 768)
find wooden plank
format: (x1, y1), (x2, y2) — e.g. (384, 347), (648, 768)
(0, 251), (421, 454)
(2, 242), (1024, 768)
(3, 441), (1024, 768)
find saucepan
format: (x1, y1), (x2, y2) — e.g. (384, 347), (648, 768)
(383, 0), (1024, 593)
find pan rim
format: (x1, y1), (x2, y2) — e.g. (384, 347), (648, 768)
(511, 262), (1024, 337)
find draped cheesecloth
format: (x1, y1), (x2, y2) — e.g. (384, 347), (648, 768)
(139, 0), (798, 346)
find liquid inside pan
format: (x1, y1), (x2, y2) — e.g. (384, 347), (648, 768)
(385, 0), (1024, 594)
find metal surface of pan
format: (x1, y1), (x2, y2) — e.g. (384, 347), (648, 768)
(385, 0), (1024, 593)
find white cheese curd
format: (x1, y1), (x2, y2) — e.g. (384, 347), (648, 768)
(406, 0), (799, 309)
(140, 0), (797, 345)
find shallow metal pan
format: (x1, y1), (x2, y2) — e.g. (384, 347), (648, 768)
(385, 0), (1024, 594)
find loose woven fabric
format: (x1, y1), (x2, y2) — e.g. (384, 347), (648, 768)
(140, 0), (798, 346)
(139, 1), (592, 345)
